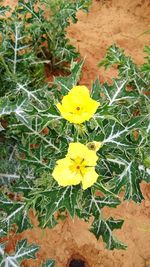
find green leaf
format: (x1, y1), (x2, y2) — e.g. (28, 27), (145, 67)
(0, 239), (39, 267)
(0, 192), (32, 234)
(91, 78), (101, 100)
(37, 186), (80, 228)
(84, 193), (121, 217)
(54, 60), (83, 94)
(124, 163), (144, 202)
(90, 217), (126, 250)
(98, 44), (123, 68)
(41, 259), (55, 267)
(107, 162), (144, 203)
(0, 6), (10, 16)
(98, 44), (149, 95)
(11, 178), (35, 197)
(101, 79), (136, 107)
(139, 165), (150, 183)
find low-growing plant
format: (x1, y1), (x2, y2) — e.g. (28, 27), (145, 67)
(1, 44), (150, 247)
(0, 0), (90, 96)
(0, 1), (150, 266)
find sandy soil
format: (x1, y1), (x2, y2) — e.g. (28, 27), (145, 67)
(2, 0), (150, 266)
(68, 0), (150, 87)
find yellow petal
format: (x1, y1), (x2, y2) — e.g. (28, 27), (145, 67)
(52, 158), (81, 187)
(67, 143), (88, 159)
(61, 95), (75, 111)
(87, 98), (100, 113)
(82, 168), (99, 190)
(56, 102), (63, 112)
(61, 112), (85, 124)
(69, 86), (90, 98)
(67, 143), (98, 166)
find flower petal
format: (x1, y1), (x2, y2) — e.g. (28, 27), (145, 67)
(82, 168), (99, 190)
(52, 158), (81, 187)
(67, 143), (98, 166)
(69, 86), (90, 98)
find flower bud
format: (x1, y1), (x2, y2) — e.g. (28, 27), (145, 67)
(87, 141), (102, 151)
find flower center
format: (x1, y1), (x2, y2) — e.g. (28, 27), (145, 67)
(69, 156), (87, 176)
(76, 106), (80, 111)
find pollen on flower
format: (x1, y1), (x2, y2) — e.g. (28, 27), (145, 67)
(69, 156), (87, 175)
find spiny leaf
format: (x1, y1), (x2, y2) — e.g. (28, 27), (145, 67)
(11, 178), (35, 197)
(38, 186), (80, 228)
(0, 239), (39, 267)
(101, 78), (138, 107)
(107, 162), (144, 203)
(139, 165), (150, 183)
(0, 192), (32, 233)
(41, 259), (55, 267)
(91, 78), (101, 100)
(54, 60), (83, 94)
(84, 193), (121, 217)
(90, 216), (126, 250)
(99, 44), (149, 95)
(0, 6), (10, 16)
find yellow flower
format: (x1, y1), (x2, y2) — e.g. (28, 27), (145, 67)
(56, 86), (100, 124)
(52, 143), (99, 190)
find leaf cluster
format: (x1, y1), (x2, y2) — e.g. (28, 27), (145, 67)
(0, 0), (90, 96)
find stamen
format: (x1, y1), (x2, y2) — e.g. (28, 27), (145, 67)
(85, 165), (95, 168)
(80, 158), (85, 164)
(80, 170), (84, 177)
